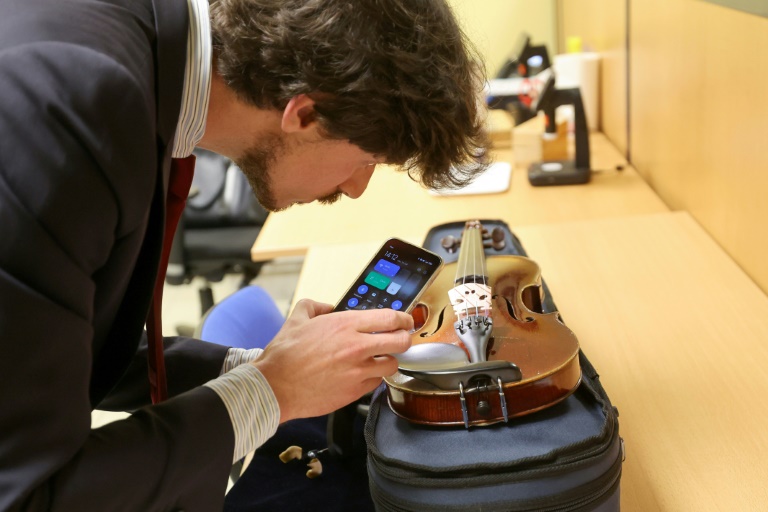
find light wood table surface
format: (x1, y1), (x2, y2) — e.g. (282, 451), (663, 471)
(250, 132), (669, 262)
(290, 212), (768, 511)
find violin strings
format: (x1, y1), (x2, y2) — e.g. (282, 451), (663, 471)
(462, 228), (469, 319)
(468, 225), (478, 320)
(477, 227), (487, 317)
(475, 226), (488, 317)
(469, 226), (476, 319)
(454, 224), (491, 320)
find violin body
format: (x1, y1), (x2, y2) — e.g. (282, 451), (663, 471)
(384, 255), (581, 427)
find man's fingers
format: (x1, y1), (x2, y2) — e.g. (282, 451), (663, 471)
(360, 329), (412, 357)
(291, 298), (334, 319)
(344, 359), (399, 402)
(341, 330), (411, 363)
(369, 353), (401, 376)
(336, 308), (414, 334)
(360, 376), (388, 396)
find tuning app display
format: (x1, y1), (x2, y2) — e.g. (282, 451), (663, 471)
(334, 238), (442, 313)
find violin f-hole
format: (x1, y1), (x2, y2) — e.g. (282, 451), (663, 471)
(522, 285), (544, 314)
(418, 305), (450, 338)
(499, 296), (518, 321)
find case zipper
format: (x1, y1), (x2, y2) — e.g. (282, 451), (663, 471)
(369, 438), (623, 512)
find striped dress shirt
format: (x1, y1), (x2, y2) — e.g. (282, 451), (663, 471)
(172, 0), (280, 463)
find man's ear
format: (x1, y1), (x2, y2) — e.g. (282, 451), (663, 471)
(281, 94), (318, 133)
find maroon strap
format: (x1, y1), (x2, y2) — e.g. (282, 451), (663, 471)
(146, 155), (196, 404)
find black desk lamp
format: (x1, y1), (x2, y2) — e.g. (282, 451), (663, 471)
(527, 73), (591, 186)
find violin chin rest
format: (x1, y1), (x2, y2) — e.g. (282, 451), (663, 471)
(395, 342), (469, 371)
(399, 360), (522, 390)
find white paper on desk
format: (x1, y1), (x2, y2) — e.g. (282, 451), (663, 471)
(429, 162), (511, 196)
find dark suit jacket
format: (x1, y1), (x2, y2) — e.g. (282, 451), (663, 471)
(0, 0), (236, 509)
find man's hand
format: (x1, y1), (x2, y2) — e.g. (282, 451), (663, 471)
(251, 299), (413, 422)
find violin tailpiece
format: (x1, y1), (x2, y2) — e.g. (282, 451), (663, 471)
(454, 316), (493, 363)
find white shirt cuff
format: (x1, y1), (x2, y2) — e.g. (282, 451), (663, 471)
(203, 363), (280, 462)
(220, 347), (264, 374)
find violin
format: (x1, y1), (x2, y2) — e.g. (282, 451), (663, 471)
(384, 220), (581, 427)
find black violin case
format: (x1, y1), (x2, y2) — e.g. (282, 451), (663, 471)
(365, 220), (623, 512)
(224, 220), (622, 512)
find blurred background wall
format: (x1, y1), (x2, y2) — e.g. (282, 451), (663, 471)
(447, 0), (557, 77)
(627, 0), (768, 295)
(455, 0), (768, 295)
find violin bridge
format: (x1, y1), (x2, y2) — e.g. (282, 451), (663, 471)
(448, 282), (492, 317)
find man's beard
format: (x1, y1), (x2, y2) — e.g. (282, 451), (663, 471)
(236, 135), (344, 212)
(236, 134), (285, 212)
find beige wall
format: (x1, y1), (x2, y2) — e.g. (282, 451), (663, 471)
(443, 1), (768, 295)
(630, 0), (768, 294)
(448, 0), (557, 77)
(558, 0), (628, 155)
(558, 0), (768, 294)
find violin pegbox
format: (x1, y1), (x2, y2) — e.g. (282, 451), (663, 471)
(439, 226), (507, 254)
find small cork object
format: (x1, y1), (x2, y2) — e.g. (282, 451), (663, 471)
(279, 445), (325, 479)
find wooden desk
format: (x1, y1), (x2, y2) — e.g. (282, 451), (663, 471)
(291, 212), (768, 511)
(250, 132), (668, 262)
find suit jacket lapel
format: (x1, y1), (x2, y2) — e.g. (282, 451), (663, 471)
(152, 0), (189, 192)
(91, 0), (190, 406)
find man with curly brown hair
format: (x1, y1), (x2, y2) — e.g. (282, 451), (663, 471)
(0, 0), (489, 509)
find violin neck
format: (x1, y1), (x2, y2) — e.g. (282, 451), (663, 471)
(449, 221), (492, 317)
(456, 222), (486, 282)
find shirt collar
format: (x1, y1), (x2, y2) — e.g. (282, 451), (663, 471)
(171, 0), (212, 158)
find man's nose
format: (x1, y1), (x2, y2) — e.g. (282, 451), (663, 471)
(340, 164), (376, 199)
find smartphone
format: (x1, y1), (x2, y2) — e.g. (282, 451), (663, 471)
(333, 238), (443, 314)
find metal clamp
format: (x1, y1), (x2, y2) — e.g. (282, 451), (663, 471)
(498, 377), (509, 423)
(457, 373), (514, 428)
(459, 382), (470, 428)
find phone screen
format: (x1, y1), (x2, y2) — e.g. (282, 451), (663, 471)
(333, 238), (443, 313)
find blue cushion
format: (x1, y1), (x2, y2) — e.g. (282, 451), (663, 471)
(199, 285), (284, 349)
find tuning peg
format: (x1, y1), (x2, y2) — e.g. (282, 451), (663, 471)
(441, 235), (460, 253)
(490, 227), (506, 251)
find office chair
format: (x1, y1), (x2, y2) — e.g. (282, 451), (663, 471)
(166, 149), (269, 318)
(195, 285), (284, 349)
